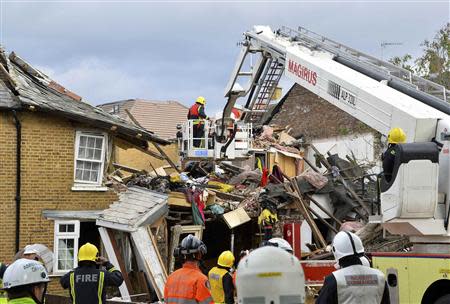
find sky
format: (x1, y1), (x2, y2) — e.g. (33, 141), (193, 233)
(0, 0), (449, 114)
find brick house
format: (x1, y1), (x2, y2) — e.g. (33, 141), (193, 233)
(0, 49), (169, 294)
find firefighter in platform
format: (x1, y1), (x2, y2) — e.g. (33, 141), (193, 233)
(382, 127), (406, 182)
(2, 258), (49, 304)
(208, 250), (235, 304)
(188, 96), (209, 147)
(316, 231), (390, 304)
(60, 243), (124, 304)
(164, 234), (213, 304)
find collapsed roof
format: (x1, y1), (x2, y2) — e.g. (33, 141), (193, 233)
(0, 48), (169, 146)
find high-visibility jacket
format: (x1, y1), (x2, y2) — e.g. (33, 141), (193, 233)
(0, 263), (7, 304)
(164, 261), (213, 304)
(188, 103), (208, 125)
(7, 297), (37, 304)
(231, 108), (241, 120)
(334, 265), (385, 304)
(60, 262), (124, 304)
(208, 266), (234, 304)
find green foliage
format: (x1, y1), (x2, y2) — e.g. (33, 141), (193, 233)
(389, 23), (449, 89)
(389, 54), (414, 72)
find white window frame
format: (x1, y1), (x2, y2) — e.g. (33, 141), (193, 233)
(53, 220), (80, 274)
(73, 131), (107, 187)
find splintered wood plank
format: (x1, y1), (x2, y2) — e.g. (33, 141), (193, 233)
(131, 227), (167, 300)
(222, 207), (251, 229)
(98, 227), (131, 301)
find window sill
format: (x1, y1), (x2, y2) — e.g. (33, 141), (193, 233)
(49, 272), (66, 277)
(71, 185), (108, 192)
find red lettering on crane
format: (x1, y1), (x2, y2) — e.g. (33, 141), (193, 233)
(287, 59), (318, 86)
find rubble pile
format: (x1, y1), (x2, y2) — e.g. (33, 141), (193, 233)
(106, 124), (407, 262)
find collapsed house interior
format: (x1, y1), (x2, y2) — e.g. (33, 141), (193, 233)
(93, 121), (410, 302)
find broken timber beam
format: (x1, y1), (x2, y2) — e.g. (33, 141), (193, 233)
(152, 142), (181, 173)
(289, 178), (327, 248)
(113, 163), (144, 174)
(305, 204), (339, 234)
(310, 144), (371, 216)
(134, 144), (166, 160)
(210, 189), (245, 202)
(306, 194), (343, 227)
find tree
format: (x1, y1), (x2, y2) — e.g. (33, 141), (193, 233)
(389, 54), (414, 73)
(390, 23), (449, 89)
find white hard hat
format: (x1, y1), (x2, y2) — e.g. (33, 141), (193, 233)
(23, 245), (39, 255)
(332, 231), (364, 261)
(3, 258), (50, 289)
(233, 104), (244, 110)
(267, 238), (293, 253)
(236, 246), (305, 304)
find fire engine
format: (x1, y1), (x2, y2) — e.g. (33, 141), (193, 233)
(182, 25), (450, 303)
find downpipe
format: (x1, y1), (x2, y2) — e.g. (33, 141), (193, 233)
(12, 110), (21, 253)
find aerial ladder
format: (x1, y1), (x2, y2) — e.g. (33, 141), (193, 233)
(220, 25), (450, 303)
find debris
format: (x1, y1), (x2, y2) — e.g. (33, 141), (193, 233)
(113, 163), (145, 174)
(222, 207), (251, 229)
(229, 169), (262, 185)
(149, 166), (167, 177)
(278, 131), (296, 145)
(168, 192), (191, 208)
(299, 170), (328, 190)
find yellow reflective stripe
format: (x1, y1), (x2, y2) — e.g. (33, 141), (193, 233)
(108, 267), (117, 273)
(70, 272), (76, 303)
(98, 271), (105, 304)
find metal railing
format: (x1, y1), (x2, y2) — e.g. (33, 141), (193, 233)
(278, 26), (449, 103)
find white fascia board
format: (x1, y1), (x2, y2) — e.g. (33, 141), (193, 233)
(95, 219), (135, 232)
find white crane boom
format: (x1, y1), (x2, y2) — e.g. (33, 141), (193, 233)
(224, 26), (450, 142)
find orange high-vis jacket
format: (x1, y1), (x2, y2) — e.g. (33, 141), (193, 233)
(164, 261), (214, 304)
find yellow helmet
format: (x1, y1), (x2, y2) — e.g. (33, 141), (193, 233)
(196, 96), (206, 105)
(388, 127), (406, 144)
(217, 250), (235, 268)
(78, 243), (98, 262)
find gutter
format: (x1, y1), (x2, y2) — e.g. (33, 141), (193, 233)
(11, 110), (21, 253)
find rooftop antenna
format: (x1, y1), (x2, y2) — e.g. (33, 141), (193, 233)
(380, 41), (403, 60)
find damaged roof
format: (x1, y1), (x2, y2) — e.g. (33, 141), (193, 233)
(96, 186), (168, 232)
(0, 48), (169, 145)
(98, 99), (188, 140)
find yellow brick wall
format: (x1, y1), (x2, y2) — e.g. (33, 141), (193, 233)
(115, 138), (179, 173)
(0, 111), (118, 295)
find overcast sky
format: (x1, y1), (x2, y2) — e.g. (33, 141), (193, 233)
(1, 0), (449, 114)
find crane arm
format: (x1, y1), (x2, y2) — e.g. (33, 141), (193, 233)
(224, 25), (450, 143)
